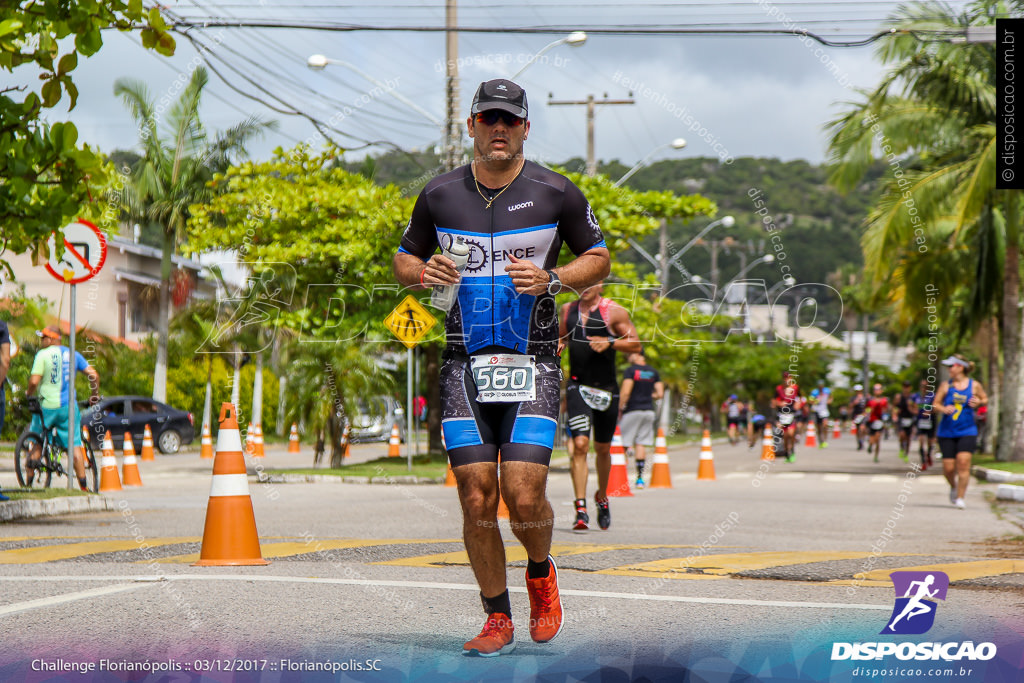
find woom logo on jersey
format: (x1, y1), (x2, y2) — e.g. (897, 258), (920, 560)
(831, 570), (997, 663)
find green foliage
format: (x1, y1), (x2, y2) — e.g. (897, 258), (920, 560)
(0, 1), (174, 261)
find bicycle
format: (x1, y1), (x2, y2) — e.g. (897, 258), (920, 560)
(14, 398), (98, 492)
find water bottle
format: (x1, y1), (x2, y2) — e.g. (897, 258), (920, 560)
(431, 236), (471, 313)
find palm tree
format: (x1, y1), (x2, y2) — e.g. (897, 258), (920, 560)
(114, 66), (273, 403)
(826, 1), (1023, 459)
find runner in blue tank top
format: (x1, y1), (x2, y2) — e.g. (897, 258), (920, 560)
(934, 354), (988, 509)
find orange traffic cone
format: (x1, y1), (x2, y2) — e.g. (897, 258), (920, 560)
(607, 426), (634, 497)
(851, 422), (858, 436)
(245, 423), (256, 456)
(805, 420), (817, 448)
(697, 429), (716, 480)
(288, 423), (300, 453)
(648, 427), (673, 488)
(253, 423), (265, 458)
(442, 431), (456, 487)
(761, 425), (775, 461)
(341, 424), (351, 459)
(194, 403), (269, 566)
(140, 424), (155, 461)
(121, 432), (143, 486)
(833, 419), (841, 440)
(200, 423), (214, 459)
(388, 423), (401, 457)
(98, 430), (123, 492)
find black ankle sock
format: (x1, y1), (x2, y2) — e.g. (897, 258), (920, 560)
(636, 460), (645, 475)
(527, 557), (551, 579)
(78, 477), (88, 489)
(481, 590), (511, 616)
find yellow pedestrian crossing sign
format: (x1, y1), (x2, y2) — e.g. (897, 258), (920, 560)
(384, 295), (438, 348)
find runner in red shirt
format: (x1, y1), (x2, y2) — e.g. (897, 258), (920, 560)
(772, 371), (801, 459)
(866, 383), (889, 463)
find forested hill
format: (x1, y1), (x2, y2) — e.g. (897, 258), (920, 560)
(347, 151), (889, 290)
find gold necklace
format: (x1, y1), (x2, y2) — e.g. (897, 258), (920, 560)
(473, 159), (525, 209)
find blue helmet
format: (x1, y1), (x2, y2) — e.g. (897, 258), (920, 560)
(811, 389), (820, 398)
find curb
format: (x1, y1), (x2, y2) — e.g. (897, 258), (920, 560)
(0, 494), (117, 522)
(996, 484), (1024, 502)
(254, 474), (443, 485)
(972, 466), (1024, 483)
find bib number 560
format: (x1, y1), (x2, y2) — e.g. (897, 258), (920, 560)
(475, 366), (531, 391)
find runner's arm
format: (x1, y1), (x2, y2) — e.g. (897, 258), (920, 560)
(505, 247), (610, 296)
(653, 381), (665, 401)
(606, 305), (642, 354)
(619, 378), (634, 414)
(969, 381), (988, 408)
(84, 365), (100, 405)
(0, 341), (8, 387)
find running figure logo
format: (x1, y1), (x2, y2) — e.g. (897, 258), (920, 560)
(881, 571), (949, 635)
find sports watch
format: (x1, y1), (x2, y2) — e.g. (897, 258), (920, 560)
(546, 270), (562, 295)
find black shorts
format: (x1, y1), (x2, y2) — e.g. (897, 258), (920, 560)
(938, 435), (977, 459)
(897, 418), (916, 435)
(566, 381), (620, 443)
(916, 423), (935, 438)
(440, 355), (561, 468)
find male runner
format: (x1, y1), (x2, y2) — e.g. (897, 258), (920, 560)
(894, 380), (917, 462)
(812, 379), (832, 448)
(618, 350), (664, 488)
(721, 394), (744, 446)
(913, 379), (937, 470)
(849, 384), (868, 450)
(866, 383), (889, 463)
(393, 78), (609, 656)
(561, 282), (641, 530)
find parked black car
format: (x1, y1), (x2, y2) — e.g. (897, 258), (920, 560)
(80, 396), (195, 454)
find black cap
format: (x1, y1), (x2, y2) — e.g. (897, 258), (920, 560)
(471, 79), (528, 118)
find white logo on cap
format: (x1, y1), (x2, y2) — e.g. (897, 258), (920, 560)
(497, 84), (507, 91)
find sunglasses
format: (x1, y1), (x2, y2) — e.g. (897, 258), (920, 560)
(474, 110), (525, 127)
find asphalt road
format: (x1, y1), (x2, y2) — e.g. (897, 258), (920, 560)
(1, 430), (1022, 682)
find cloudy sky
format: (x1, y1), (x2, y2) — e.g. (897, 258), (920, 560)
(32, 1), (977, 168)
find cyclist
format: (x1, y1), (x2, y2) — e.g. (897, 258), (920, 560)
(24, 326), (100, 490)
(0, 319), (9, 501)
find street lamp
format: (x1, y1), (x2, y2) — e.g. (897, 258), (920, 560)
(614, 138), (687, 187)
(307, 54), (444, 127)
(731, 254), (775, 282)
(510, 31), (588, 80)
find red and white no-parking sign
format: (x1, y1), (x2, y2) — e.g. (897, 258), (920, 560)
(45, 219), (107, 284)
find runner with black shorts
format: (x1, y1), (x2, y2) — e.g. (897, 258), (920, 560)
(561, 282), (641, 530)
(913, 379), (936, 470)
(935, 355), (988, 509)
(894, 380), (917, 462)
(772, 371), (800, 461)
(849, 385), (867, 450)
(393, 78), (610, 656)
(866, 383), (889, 463)
(618, 350), (664, 489)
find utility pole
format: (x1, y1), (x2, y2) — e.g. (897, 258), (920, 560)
(548, 93), (635, 175)
(443, 0), (460, 171)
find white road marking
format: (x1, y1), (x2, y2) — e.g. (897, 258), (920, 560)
(823, 474), (851, 482)
(775, 473), (805, 480)
(870, 475), (900, 483)
(0, 583), (151, 618)
(0, 574), (890, 611)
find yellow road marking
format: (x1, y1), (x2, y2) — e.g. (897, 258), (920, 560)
(377, 543), (700, 568)
(156, 538), (462, 564)
(852, 559), (1024, 584)
(0, 538), (200, 564)
(596, 551), (924, 579)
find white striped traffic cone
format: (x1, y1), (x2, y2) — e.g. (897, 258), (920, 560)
(607, 427), (634, 497)
(200, 423), (214, 459)
(193, 403), (269, 566)
(121, 432), (143, 486)
(697, 429), (716, 480)
(648, 427), (672, 488)
(98, 430), (122, 492)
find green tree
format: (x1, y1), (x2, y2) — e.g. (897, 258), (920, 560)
(0, 2), (173, 270)
(114, 66), (272, 404)
(826, 0), (1022, 459)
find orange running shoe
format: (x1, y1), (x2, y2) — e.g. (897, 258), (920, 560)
(463, 613), (515, 657)
(526, 555), (563, 643)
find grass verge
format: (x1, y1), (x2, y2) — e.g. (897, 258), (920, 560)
(974, 455), (1024, 475)
(2, 487), (92, 501)
(272, 454), (448, 479)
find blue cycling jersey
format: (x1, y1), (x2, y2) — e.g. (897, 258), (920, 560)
(936, 379), (977, 438)
(399, 161), (605, 356)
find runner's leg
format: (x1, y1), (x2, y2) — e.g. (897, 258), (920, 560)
(454, 461), (506, 598)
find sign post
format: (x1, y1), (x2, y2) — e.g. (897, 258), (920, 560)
(45, 220), (107, 489)
(383, 295), (438, 471)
